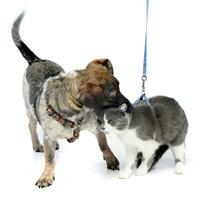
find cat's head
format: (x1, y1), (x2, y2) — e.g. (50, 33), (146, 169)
(102, 103), (130, 132)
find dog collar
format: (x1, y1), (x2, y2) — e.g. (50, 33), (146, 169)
(46, 105), (80, 142)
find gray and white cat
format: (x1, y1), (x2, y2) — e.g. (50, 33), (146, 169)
(103, 96), (188, 178)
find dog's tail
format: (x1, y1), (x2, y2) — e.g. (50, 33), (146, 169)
(12, 11), (41, 64)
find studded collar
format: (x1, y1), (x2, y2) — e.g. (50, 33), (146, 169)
(46, 105), (80, 142)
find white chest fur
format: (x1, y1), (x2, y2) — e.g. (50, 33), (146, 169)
(104, 122), (159, 152)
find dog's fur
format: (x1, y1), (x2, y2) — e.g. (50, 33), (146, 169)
(12, 12), (126, 188)
(12, 12), (168, 188)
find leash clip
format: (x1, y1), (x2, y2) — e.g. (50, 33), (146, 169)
(141, 76), (147, 94)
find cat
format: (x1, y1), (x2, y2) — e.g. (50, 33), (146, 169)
(102, 96), (188, 178)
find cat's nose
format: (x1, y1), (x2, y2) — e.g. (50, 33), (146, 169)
(97, 118), (105, 130)
(101, 127), (105, 130)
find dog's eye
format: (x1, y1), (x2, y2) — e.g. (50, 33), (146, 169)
(108, 119), (113, 123)
(110, 90), (117, 97)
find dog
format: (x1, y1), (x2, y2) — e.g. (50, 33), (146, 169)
(12, 12), (129, 188)
(12, 12), (168, 188)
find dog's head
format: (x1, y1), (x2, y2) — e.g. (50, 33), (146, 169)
(79, 59), (132, 120)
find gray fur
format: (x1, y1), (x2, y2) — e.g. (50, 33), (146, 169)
(12, 11), (41, 64)
(105, 96), (188, 146)
(12, 12), (65, 115)
(149, 96), (188, 146)
(11, 11), (24, 46)
(26, 60), (64, 107)
(104, 96), (188, 176)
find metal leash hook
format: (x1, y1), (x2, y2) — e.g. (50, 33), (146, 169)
(142, 75), (147, 95)
(141, 0), (149, 98)
(133, 0), (152, 106)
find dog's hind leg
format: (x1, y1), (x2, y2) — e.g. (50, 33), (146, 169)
(28, 114), (44, 152)
(23, 73), (43, 152)
(28, 113), (59, 152)
(35, 136), (56, 188)
(96, 132), (119, 170)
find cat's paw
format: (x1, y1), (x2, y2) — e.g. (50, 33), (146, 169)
(135, 168), (148, 176)
(175, 162), (185, 174)
(118, 169), (132, 179)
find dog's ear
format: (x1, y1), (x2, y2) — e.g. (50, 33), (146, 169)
(79, 81), (103, 117)
(86, 59), (114, 74)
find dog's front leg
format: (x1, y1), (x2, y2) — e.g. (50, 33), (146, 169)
(96, 132), (119, 170)
(35, 136), (56, 188)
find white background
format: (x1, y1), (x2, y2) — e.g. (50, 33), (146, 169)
(0, 0), (199, 199)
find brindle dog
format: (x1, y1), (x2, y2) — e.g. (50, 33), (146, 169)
(12, 12), (168, 188)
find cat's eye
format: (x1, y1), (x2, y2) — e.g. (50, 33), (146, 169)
(121, 112), (125, 117)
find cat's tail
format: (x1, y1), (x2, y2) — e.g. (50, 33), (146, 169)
(136, 144), (169, 170)
(12, 11), (41, 64)
(149, 144), (169, 171)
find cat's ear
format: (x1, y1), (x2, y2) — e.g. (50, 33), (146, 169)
(119, 103), (127, 112)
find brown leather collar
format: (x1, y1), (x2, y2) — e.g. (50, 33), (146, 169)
(46, 105), (80, 142)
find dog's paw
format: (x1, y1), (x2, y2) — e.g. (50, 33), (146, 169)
(105, 156), (120, 171)
(135, 168), (148, 176)
(118, 170), (132, 179)
(33, 144), (44, 153)
(175, 162), (185, 174)
(35, 175), (55, 188)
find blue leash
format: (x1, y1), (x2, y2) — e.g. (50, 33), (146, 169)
(133, 0), (151, 107)
(143, 0), (149, 78)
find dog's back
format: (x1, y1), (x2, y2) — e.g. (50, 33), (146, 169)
(12, 12), (64, 107)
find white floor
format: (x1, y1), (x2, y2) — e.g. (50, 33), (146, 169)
(1, 124), (199, 200)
